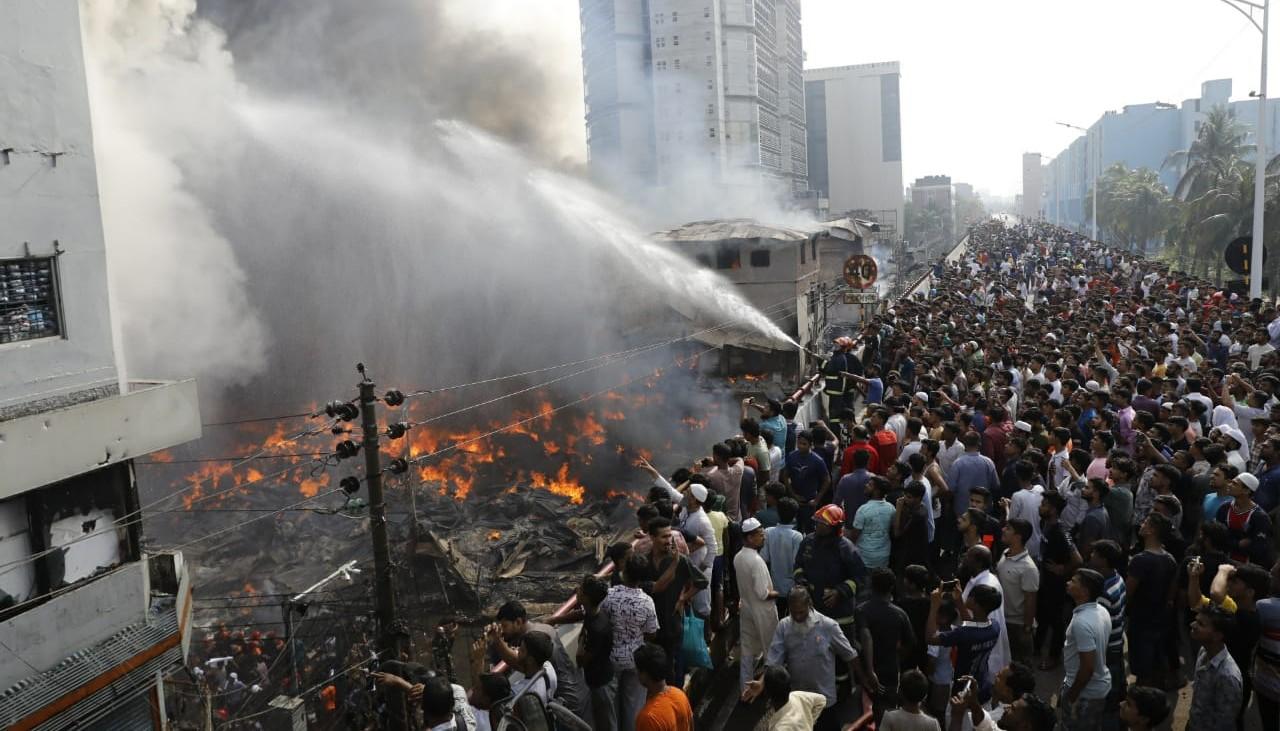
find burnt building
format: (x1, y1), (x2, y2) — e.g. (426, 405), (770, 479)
(0, 1), (202, 728)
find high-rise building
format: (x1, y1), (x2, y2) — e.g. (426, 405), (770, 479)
(0, 2), (201, 727)
(910, 175), (955, 249)
(1021, 153), (1043, 220)
(803, 62), (904, 239)
(1044, 79), (1280, 234)
(579, 0), (808, 193)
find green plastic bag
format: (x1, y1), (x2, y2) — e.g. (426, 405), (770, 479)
(681, 611), (712, 669)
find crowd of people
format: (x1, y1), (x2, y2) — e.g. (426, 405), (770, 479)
(533, 219), (1280, 731)
(192, 219), (1280, 731)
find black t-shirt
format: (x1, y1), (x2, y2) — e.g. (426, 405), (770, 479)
(856, 597), (916, 687)
(1227, 608), (1261, 678)
(1128, 549), (1178, 618)
(893, 505), (931, 569)
(898, 596), (932, 673)
(649, 554), (708, 641)
(580, 609), (615, 688)
(1041, 521), (1076, 566)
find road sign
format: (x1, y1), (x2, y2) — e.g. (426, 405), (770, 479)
(1225, 236), (1266, 275)
(843, 291), (880, 305)
(843, 254), (878, 288)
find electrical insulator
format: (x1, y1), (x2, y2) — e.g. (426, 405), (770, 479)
(386, 422), (409, 440)
(387, 458), (409, 475)
(335, 440), (361, 460)
(384, 389), (405, 407)
(340, 476), (360, 495)
(325, 400), (360, 421)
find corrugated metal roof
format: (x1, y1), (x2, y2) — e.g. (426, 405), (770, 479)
(652, 217), (878, 245)
(0, 609), (180, 729)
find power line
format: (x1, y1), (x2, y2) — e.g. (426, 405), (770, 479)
(201, 411), (317, 428)
(136, 452), (328, 465)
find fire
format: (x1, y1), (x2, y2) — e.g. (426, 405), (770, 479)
(298, 472), (329, 498)
(487, 530), (502, 541)
(242, 582), (257, 595)
(529, 463), (585, 505)
(602, 410), (626, 422)
(680, 415), (709, 430)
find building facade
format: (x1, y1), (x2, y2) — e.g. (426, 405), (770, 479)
(0, 2), (202, 728)
(580, 0), (808, 193)
(1044, 78), (1280, 234)
(910, 175), (955, 250)
(1021, 152), (1043, 220)
(804, 62), (904, 239)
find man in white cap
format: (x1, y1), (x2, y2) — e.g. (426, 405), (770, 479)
(734, 517), (779, 694)
(1215, 472), (1274, 565)
(683, 483), (718, 618)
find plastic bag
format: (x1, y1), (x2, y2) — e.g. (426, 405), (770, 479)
(681, 611), (712, 669)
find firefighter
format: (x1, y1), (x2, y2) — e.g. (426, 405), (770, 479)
(822, 337), (861, 426)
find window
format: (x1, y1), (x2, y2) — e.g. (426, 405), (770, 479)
(705, 31), (712, 41)
(657, 60), (667, 71)
(706, 103), (715, 116)
(672, 11), (678, 22)
(672, 35), (679, 46)
(0, 257), (61, 344)
(709, 127), (717, 138)
(673, 58), (681, 69)
(706, 79), (714, 90)
(706, 55), (713, 67)
(704, 6), (711, 18)
(715, 246), (741, 270)
(656, 37), (665, 48)
(750, 249), (771, 268)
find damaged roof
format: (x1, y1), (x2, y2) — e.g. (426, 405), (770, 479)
(651, 216), (879, 245)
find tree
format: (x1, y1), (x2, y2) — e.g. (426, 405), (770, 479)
(1088, 164), (1178, 253)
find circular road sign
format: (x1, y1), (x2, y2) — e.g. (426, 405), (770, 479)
(844, 254), (878, 288)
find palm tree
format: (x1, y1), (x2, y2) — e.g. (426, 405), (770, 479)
(1162, 106), (1254, 279)
(1088, 165), (1177, 253)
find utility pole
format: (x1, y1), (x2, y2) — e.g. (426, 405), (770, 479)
(357, 363), (409, 729)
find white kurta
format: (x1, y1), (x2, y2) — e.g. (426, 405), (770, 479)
(734, 546), (779, 656)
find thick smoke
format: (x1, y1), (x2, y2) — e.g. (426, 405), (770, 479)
(80, 0), (793, 418)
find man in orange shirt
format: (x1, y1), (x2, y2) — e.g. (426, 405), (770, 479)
(633, 643), (693, 731)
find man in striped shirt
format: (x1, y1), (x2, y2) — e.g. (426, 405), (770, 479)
(1088, 539), (1127, 716)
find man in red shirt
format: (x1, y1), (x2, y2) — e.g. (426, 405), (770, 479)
(634, 643), (693, 731)
(840, 424), (881, 477)
(982, 406), (1011, 473)
(869, 409), (899, 471)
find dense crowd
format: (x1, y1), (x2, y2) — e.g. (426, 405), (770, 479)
(193, 220), (1280, 731)
(537, 219), (1280, 731)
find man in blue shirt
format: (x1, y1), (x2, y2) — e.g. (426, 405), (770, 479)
(782, 430), (831, 531)
(760, 498), (804, 617)
(926, 582), (1003, 702)
(1254, 436), (1280, 512)
(743, 397), (788, 455)
(945, 431), (1001, 517)
(1060, 569), (1112, 730)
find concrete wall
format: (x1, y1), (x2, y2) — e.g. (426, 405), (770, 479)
(804, 63), (905, 232)
(0, 560), (149, 690)
(0, 0), (120, 410)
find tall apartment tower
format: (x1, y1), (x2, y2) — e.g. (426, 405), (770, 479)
(804, 62), (904, 239)
(579, 0), (808, 193)
(0, 2), (202, 727)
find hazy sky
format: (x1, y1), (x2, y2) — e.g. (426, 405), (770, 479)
(458, 1), (1277, 198)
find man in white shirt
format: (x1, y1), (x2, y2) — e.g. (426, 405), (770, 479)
(960, 545), (1011, 685)
(683, 484), (717, 617)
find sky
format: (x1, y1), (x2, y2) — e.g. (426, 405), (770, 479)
(452, 0), (1279, 198)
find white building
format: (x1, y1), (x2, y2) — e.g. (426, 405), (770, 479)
(1021, 152), (1044, 221)
(803, 62), (904, 239)
(580, 0), (808, 193)
(910, 175), (955, 249)
(0, 2), (201, 727)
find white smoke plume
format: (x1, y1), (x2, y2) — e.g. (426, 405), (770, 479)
(79, 0), (799, 418)
(83, 0), (268, 389)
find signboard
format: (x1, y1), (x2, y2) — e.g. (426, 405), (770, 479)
(843, 291), (880, 305)
(1225, 236), (1266, 276)
(843, 254), (878, 288)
